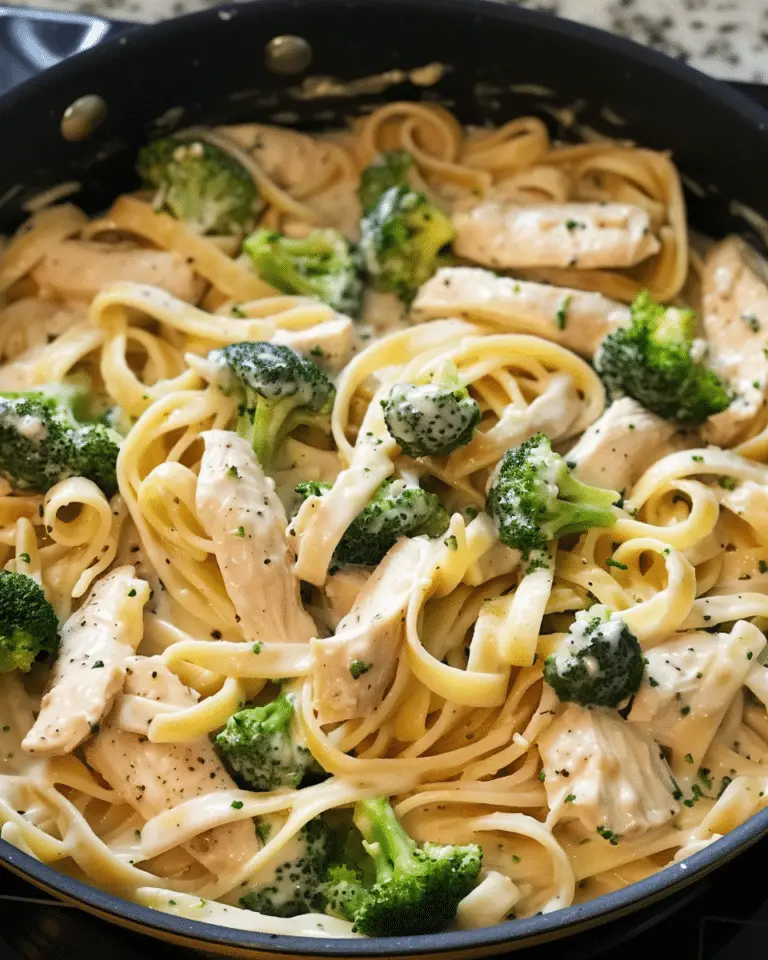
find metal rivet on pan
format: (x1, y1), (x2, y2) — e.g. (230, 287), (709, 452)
(264, 35), (313, 75)
(60, 95), (108, 142)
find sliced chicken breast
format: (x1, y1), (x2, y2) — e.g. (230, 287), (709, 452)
(22, 566), (150, 757)
(700, 237), (768, 446)
(310, 537), (430, 723)
(567, 397), (692, 493)
(86, 668), (261, 880)
(413, 267), (629, 358)
(196, 430), (316, 644)
(453, 202), (660, 271)
(31, 240), (205, 303)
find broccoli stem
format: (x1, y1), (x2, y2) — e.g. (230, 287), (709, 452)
(355, 797), (415, 883)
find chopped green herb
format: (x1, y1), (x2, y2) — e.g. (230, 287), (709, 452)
(92, 660), (104, 669)
(349, 659), (372, 679)
(760, 560), (768, 574)
(235, 525), (245, 538)
(742, 313), (761, 333)
(691, 455), (704, 463)
(227, 465), (240, 479)
(231, 800), (244, 809)
(252, 641), (263, 654)
(684, 753), (694, 764)
(444, 534), (458, 551)
(680, 705), (691, 716)
(555, 295), (572, 330)
(718, 476), (736, 490)
(512, 854), (521, 863)
(564, 793), (576, 803)
(128, 588), (137, 597)
(596, 825), (620, 845)
(605, 557), (628, 570)
(538, 770), (546, 782)
(17, 553), (30, 563)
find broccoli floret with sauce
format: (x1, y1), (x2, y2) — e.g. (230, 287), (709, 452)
(296, 477), (449, 566)
(0, 387), (120, 496)
(358, 151), (414, 213)
(544, 606), (644, 707)
(595, 290), (731, 425)
(381, 364), (481, 457)
(359, 182), (455, 305)
(240, 818), (331, 917)
(243, 228), (363, 317)
(207, 341), (335, 469)
(0, 571), (59, 673)
(321, 796), (482, 936)
(214, 692), (321, 791)
(136, 137), (261, 236)
(486, 434), (619, 568)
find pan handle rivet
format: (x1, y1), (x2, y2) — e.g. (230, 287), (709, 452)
(60, 94), (108, 142)
(264, 35), (313, 75)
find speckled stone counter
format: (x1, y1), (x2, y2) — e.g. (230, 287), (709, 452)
(3, 0), (768, 81)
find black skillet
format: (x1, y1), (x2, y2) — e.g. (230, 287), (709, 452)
(0, 1), (767, 956)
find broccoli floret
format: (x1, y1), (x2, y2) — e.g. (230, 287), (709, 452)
(214, 692), (321, 791)
(544, 606), (644, 707)
(136, 137), (261, 236)
(358, 151), (414, 213)
(243, 228), (363, 317)
(359, 185), (455, 305)
(595, 290), (731, 425)
(240, 818), (331, 918)
(381, 364), (481, 457)
(486, 434), (618, 567)
(0, 571), (59, 673)
(321, 796), (482, 936)
(295, 477), (449, 566)
(0, 388), (120, 496)
(207, 341), (335, 468)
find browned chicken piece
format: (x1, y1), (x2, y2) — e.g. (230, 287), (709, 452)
(31, 240), (205, 303)
(452, 202), (660, 271)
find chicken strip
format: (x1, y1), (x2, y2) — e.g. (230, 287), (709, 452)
(629, 621), (765, 785)
(453, 202), (660, 271)
(700, 237), (768, 446)
(538, 704), (678, 838)
(196, 430), (316, 644)
(86, 661), (261, 880)
(310, 537), (431, 723)
(566, 397), (692, 493)
(31, 240), (205, 303)
(22, 566), (150, 757)
(413, 267), (629, 358)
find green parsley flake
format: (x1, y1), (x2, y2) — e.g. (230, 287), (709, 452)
(349, 659), (372, 679)
(555, 295), (572, 330)
(605, 557), (628, 570)
(444, 535), (458, 551)
(718, 476), (736, 490)
(252, 642), (263, 654)
(231, 800), (244, 809)
(235, 526), (245, 538)
(128, 588), (137, 597)
(18, 553), (30, 563)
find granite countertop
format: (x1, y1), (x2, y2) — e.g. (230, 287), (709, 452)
(2, 0), (767, 81)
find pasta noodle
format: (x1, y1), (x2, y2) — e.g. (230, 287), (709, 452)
(0, 101), (766, 940)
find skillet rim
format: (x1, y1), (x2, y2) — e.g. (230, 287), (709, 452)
(1, 0), (768, 953)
